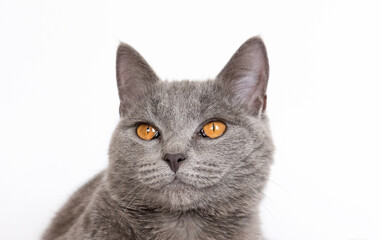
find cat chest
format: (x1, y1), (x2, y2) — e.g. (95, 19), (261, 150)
(136, 214), (202, 240)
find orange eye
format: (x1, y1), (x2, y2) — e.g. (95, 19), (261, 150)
(136, 124), (159, 141)
(202, 121), (226, 139)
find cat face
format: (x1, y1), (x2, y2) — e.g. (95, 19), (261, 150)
(107, 37), (274, 211)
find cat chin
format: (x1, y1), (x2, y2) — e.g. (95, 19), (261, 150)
(147, 180), (207, 211)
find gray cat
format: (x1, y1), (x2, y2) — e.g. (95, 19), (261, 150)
(42, 36), (274, 240)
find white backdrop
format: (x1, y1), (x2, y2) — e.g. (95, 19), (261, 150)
(1, 0), (381, 239)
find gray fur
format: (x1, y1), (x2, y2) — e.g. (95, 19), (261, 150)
(42, 37), (274, 240)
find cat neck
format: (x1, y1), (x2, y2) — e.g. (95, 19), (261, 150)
(91, 186), (259, 239)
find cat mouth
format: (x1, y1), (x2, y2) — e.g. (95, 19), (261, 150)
(172, 176), (183, 184)
(166, 176), (194, 188)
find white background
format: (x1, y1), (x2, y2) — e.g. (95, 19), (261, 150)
(1, 0), (381, 239)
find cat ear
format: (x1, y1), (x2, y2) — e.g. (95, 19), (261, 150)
(116, 42), (159, 116)
(217, 37), (269, 116)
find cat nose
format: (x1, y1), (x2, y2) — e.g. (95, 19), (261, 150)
(163, 153), (187, 173)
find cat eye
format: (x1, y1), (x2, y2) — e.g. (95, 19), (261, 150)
(199, 121), (226, 139)
(136, 124), (160, 141)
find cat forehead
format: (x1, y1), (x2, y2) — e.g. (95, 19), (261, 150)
(130, 80), (236, 126)
(152, 80), (214, 106)
(149, 80), (219, 120)
(123, 79), (249, 130)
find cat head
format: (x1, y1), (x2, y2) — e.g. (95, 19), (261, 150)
(107, 37), (274, 211)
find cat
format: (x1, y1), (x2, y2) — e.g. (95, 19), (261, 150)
(42, 36), (274, 240)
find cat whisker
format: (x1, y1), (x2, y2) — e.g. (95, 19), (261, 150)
(140, 187), (150, 204)
(139, 168), (158, 175)
(260, 193), (283, 234)
(138, 162), (158, 168)
(115, 187), (146, 226)
(111, 184), (141, 214)
(142, 175), (160, 183)
(194, 162), (220, 168)
(192, 167), (223, 175)
(268, 178), (288, 192)
(126, 186), (145, 208)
